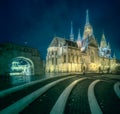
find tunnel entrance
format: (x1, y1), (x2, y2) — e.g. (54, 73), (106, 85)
(9, 57), (34, 76)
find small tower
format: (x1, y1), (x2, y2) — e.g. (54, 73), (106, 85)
(83, 10), (93, 39)
(77, 29), (82, 48)
(113, 52), (116, 63)
(70, 21), (74, 41)
(100, 33), (107, 48)
(106, 42), (111, 58)
(107, 42), (110, 49)
(113, 52), (116, 59)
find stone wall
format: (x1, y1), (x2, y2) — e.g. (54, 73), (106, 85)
(0, 43), (44, 76)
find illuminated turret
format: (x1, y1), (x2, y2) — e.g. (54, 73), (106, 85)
(107, 42), (110, 49)
(70, 21), (74, 41)
(113, 52), (116, 59)
(100, 33), (107, 48)
(83, 10), (93, 39)
(77, 29), (82, 48)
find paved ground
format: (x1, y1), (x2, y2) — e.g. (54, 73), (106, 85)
(65, 79), (93, 114)
(0, 73), (120, 114)
(95, 81), (120, 114)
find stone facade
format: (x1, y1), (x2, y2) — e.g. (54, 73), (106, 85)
(46, 10), (119, 73)
(0, 42), (44, 76)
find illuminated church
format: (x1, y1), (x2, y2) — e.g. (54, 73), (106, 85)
(46, 10), (117, 73)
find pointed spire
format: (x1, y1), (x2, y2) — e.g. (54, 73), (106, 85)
(70, 21), (74, 41)
(70, 21), (73, 35)
(113, 52), (116, 58)
(77, 29), (81, 40)
(102, 32), (107, 43)
(107, 42), (110, 49)
(77, 29), (82, 48)
(86, 9), (89, 25)
(100, 32), (107, 48)
(102, 32), (105, 39)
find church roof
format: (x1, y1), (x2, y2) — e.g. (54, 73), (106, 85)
(49, 37), (78, 48)
(88, 36), (98, 47)
(49, 36), (99, 49)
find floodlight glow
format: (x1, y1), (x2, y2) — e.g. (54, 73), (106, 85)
(9, 57), (34, 76)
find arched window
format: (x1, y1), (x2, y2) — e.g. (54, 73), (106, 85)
(52, 58), (54, 65)
(72, 56), (74, 63)
(76, 56), (78, 63)
(68, 55), (70, 63)
(64, 55), (66, 63)
(52, 51), (54, 55)
(55, 58), (57, 65)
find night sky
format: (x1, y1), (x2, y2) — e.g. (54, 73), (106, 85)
(0, 0), (120, 60)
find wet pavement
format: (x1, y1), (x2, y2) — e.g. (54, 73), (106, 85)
(0, 73), (69, 91)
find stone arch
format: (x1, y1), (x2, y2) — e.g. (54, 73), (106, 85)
(9, 56), (34, 76)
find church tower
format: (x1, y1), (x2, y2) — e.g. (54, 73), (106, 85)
(83, 10), (93, 39)
(100, 33), (107, 48)
(70, 22), (74, 41)
(77, 29), (82, 48)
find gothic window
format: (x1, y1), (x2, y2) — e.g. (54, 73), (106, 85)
(80, 57), (82, 63)
(52, 58), (54, 65)
(68, 55), (70, 63)
(76, 56), (78, 63)
(91, 52), (94, 63)
(55, 58), (57, 65)
(70, 54), (73, 62)
(55, 51), (57, 55)
(64, 55), (66, 63)
(74, 56), (76, 63)
(72, 56), (74, 63)
(52, 51), (54, 55)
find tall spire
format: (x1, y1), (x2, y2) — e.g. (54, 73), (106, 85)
(107, 42), (110, 49)
(77, 29), (82, 48)
(70, 21), (74, 41)
(86, 9), (89, 25)
(77, 29), (81, 40)
(70, 21), (73, 34)
(102, 32), (106, 41)
(100, 32), (107, 48)
(83, 10), (93, 39)
(113, 52), (116, 58)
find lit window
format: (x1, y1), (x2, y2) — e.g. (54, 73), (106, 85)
(64, 55), (66, 63)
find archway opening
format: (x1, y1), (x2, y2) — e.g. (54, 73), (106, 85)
(9, 57), (34, 76)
